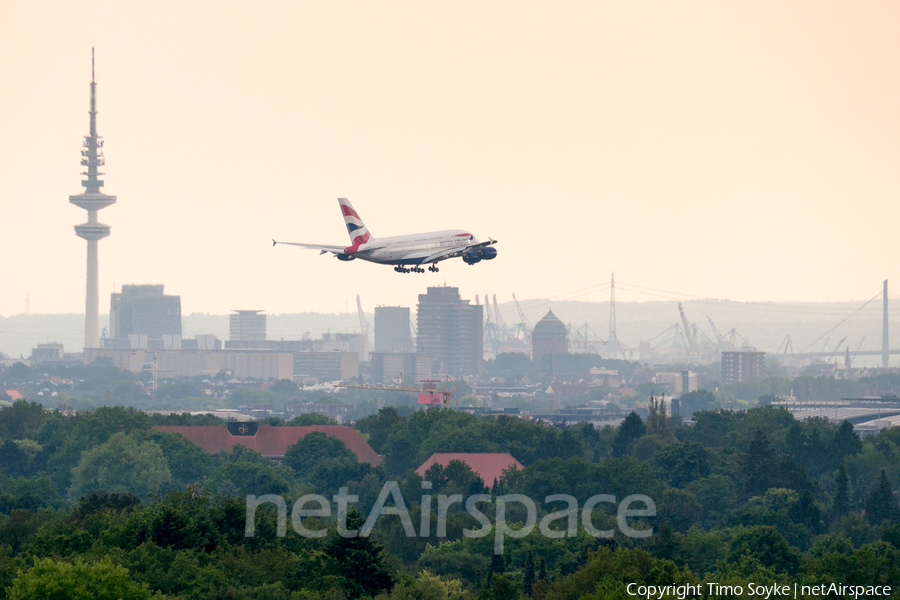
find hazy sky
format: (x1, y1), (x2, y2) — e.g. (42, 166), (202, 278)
(2, 1), (898, 318)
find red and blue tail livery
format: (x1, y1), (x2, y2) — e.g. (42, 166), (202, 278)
(338, 197), (371, 254)
(274, 198), (497, 273)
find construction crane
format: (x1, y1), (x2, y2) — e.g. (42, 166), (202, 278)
(677, 302), (698, 353)
(776, 334), (794, 356)
(511, 293), (532, 330)
(706, 315), (727, 350)
(338, 376), (457, 407)
(511, 293), (533, 344)
(492, 294), (507, 339)
(356, 295), (368, 338)
(482, 293), (501, 357)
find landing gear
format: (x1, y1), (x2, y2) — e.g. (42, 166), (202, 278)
(395, 265), (427, 273)
(428, 264), (439, 272)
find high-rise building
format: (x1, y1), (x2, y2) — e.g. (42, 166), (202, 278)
(532, 310), (568, 363)
(69, 50), (116, 349)
(721, 351), (766, 385)
(230, 310), (266, 342)
(109, 285), (181, 342)
(374, 306), (413, 353)
(416, 287), (482, 377)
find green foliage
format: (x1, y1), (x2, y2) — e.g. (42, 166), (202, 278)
(650, 442), (713, 488)
(7, 557), (156, 600)
(376, 570), (473, 600)
(424, 460), (488, 496)
(326, 508), (395, 598)
(205, 461), (291, 498)
(69, 432), (171, 500)
(727, 525), (800, 574)
(4, 383), (900, 598)
(287, 413), (338, 426)
(283, 432), (371, 493)
(0, 401), (46, 441)
(865, 469), (899, 525)
(610, 412), (644, 458)
(678, 390), (718, 417)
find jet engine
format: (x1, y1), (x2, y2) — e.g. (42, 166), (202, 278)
(480, 247), (498, 260)
(463, 251), (482, 264)
(337, 254), (355, 261)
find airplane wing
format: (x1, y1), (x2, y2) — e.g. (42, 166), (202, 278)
(272, 240), (346, 255)
(419, 238), (497, 264)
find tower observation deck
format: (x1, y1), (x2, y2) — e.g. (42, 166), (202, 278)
(69, 49), (116, 349)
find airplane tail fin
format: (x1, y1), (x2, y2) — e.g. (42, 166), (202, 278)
(338, 197), (372, 252)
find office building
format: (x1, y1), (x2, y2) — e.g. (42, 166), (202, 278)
(230, 310), (266, 342)
(722, 351), (766, 385)
(416, 287), (482, 377)
(109, 285), (181, 343)
(374, 306), (413, 353)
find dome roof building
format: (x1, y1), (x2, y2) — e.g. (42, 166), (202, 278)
(532, 310), (568, 363)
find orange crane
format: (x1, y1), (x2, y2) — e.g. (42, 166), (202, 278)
(337, 376), (458, 408)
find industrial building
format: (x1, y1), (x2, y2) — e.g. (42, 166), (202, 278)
(230, 310), (266, 342)
(721, 350), (766, 384)
(532, 310), (568, 363)
(108, 285), (181, 344)
(416, 287), (482, 377)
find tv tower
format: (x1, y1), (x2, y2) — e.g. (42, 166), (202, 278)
(69, 49), (116, 349)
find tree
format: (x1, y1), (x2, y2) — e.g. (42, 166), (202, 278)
(69, 432), (171, 500)
(7, 558), (154, 600)
(611, 412), (645, 458)
(268, 378), (299, 393)
(355, 406), (406, 454)
(678, 390), (718, 418)
(727, 526), (800, 574)
(0, 400), (46, 439)
(647, 396), (671, 437)
(651, 441), (712, 488)
(866, 469), (898, 525)
(283, 431), (357, 473)
(326, 508), (394, 598)
(833, 463), (850, 520)
(286, 413), (336, 426)
(522, 550), (536, 596)
(486, 553), (505, 587)
(0, 440), (30, 478)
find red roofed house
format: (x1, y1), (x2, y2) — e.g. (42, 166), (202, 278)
(155, 424), (381, 466)
(3, 390), (24, 401)
(416, 453), (524, 487)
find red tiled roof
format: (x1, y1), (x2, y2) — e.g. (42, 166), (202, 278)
(154, 425), (381, 466)
(4, 390), (24, 401)
(416, 453), (524, 486)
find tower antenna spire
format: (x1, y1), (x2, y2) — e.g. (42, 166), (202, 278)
(70, 49), (116, 350)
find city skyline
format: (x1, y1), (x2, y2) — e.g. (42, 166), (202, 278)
(2, 2), (899, 318)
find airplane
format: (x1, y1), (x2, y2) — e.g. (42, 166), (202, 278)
(273, 198), (497, 273)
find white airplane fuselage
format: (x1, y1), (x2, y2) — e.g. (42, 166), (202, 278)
(353, 230), (476, 265)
